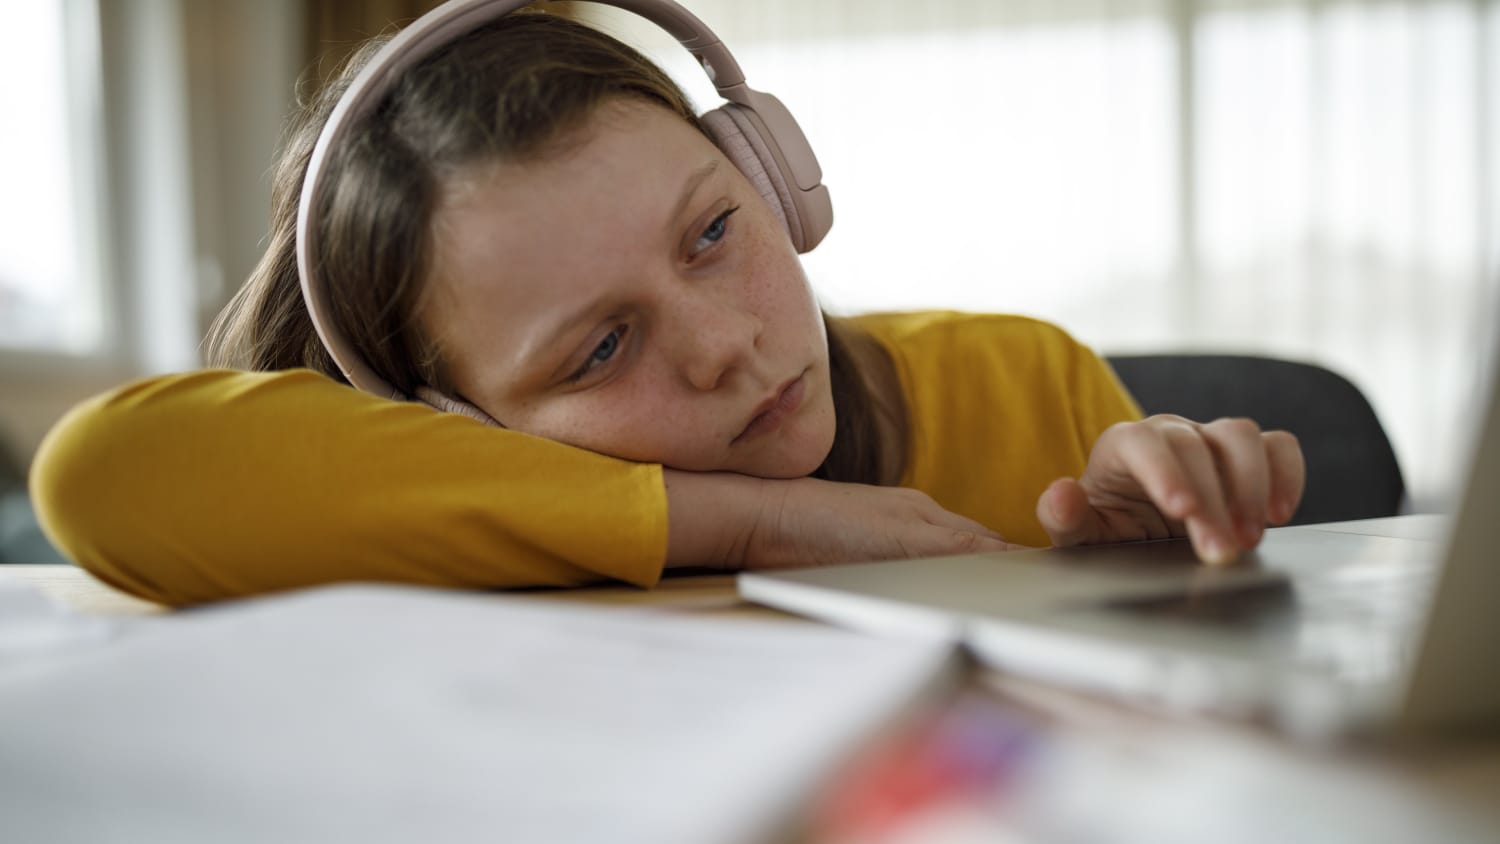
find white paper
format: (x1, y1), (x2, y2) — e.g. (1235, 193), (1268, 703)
(0, 580), (956, 844)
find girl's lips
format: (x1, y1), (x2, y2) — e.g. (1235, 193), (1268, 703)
(734, 373), (807, 444)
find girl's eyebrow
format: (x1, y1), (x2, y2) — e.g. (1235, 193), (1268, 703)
(514, 158), (722, 379)
(667, 159), (720, 228)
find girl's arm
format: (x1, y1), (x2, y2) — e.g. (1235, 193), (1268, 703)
(31, 369), (669, 606)
(32, 369), (1011, 607)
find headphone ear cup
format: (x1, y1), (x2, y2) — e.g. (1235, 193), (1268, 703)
(700, 105), (800, 241)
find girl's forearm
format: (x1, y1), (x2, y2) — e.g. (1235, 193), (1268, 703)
(662, 469), (767, 571)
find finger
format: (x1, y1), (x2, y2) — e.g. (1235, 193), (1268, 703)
(912, 496), (1011, 543)
(1102, 418), (1204, 522)
(1201, 417), (1271, 547)
(883, 522), (1016, 560)
(1160, 424), (1239, 565)
(1095, 418), (1234, 557)
(918, 526), (1025, 557)
(1264, 430), (1306, 524)
(1037, 477), (1096, 546)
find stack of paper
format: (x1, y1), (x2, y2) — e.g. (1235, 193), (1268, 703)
(0, 577), (957, 844)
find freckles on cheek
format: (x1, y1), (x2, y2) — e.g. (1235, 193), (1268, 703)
(741, 233), (819, 330)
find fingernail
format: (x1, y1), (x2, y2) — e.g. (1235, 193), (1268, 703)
(1193, 530), (1236, 566)
(1207, 536), (1239, 565)
(1239, 519), (1263, 547)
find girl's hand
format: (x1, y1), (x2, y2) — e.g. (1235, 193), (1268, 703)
(744, 477), (1029, 569)
(1036, 415), (1305, 565)
(665, 471), (1023, 571)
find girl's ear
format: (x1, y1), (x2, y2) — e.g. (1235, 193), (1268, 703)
(413, 385), (504, 427)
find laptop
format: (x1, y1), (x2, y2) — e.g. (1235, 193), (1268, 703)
(740, 352), (1500, 739)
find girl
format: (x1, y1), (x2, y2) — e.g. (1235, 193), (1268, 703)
(31, 8), (1303, 607)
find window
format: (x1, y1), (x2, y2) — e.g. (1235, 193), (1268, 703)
(0, 0), (105, 356)
(599, 0), (1500, 508)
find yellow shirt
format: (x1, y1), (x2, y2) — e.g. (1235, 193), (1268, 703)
(31, 311), (1140, 606)
(856, 312), (1142, 546)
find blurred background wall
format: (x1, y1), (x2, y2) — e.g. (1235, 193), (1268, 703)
(2, 0), (1496, 512)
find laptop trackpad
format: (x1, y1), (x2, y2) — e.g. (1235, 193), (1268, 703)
(1101, 579), (1300, 635)
(1093, 556), (1439, 679)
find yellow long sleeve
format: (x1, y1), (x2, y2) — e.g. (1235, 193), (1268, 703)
(30, 369), (668, 606)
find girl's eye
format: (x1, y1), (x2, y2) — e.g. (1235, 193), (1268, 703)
(567, 326), (627, 383)
(691, 206), (740, 256)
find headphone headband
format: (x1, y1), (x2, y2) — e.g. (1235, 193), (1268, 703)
(296, 0), (829, 400)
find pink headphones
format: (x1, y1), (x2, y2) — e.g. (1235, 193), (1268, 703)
(295, 0), (833, 424)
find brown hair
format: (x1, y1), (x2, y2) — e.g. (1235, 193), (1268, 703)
(206, 11), (904, 485)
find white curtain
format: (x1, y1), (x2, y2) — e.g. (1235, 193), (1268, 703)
(589, 0), (1500, 509)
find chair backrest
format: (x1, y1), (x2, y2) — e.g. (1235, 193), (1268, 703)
(1106, 354), (1406, 525)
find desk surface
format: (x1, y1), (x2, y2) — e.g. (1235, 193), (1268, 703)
(6, 564), (783, 619)
(6, 526), (1500, 841)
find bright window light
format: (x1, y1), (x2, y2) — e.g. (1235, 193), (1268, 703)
(0, 0), (101, 354)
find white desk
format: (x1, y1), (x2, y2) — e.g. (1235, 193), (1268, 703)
(6, 542), (1499, 843)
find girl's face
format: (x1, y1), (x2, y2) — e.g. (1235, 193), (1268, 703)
(421, 98), (837, 478)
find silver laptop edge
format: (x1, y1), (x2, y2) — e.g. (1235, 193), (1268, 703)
(741, 348), (1500, 738)
(1397, 361), (1500, 733)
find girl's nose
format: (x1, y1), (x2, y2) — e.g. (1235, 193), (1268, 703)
(674, 293), (763, 392)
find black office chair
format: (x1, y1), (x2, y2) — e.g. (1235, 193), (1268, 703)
(1106, 355), (1406, 525)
